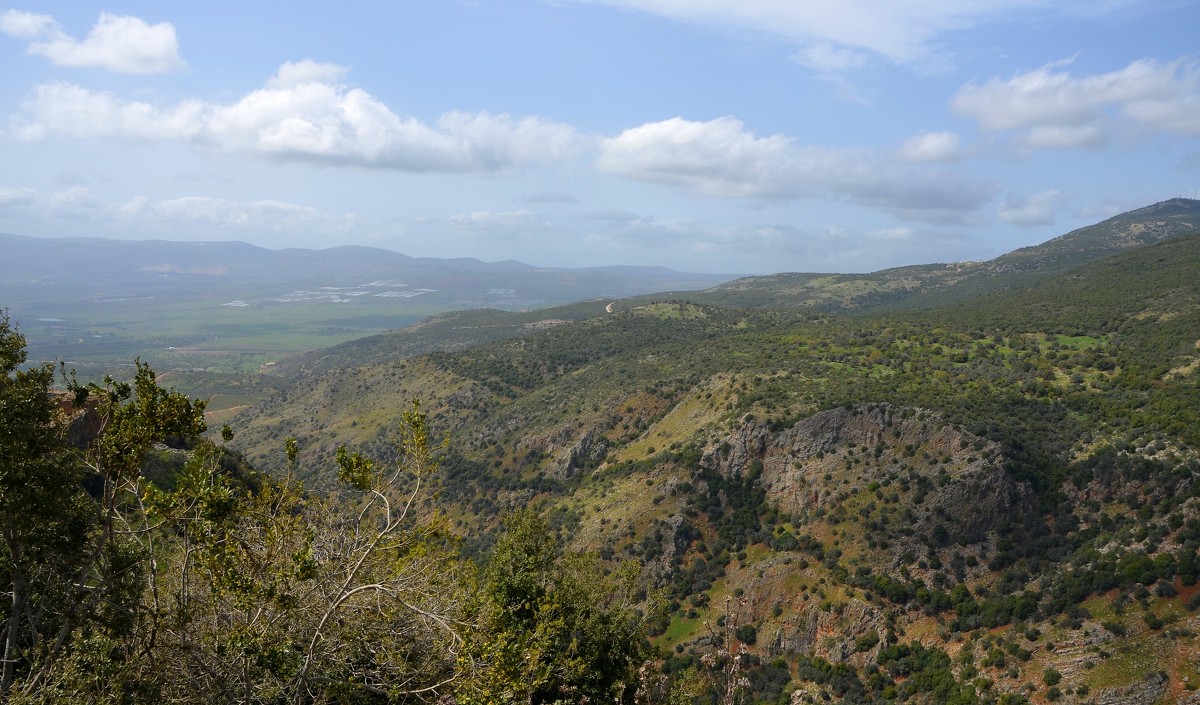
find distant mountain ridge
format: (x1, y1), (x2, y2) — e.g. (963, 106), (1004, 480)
(0, 233), (730, 373)
(0, 232), (733, 315)
(0, 233), (720, 289)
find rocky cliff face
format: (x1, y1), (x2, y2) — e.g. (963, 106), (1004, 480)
(1084, 671), (1168, 705)
(765, 596), (887, 667)
(702, 404), (1032, 546)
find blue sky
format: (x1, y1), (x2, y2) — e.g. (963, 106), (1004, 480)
(1, 1), (1199, 274)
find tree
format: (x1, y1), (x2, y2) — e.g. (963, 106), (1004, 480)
(0, 313), (84, 698)
(0, 314), (207, 702)
(459, 511), (659, 705)
(0, 312), (482, 704)
(1, 317), (655, 704)
(152, 400), (471, 704)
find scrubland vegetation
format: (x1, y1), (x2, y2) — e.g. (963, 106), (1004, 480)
(5, 200), (1200, 703)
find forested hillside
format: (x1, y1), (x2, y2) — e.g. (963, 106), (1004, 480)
(6, 201), (1200, 704)
(226, 215), (1200, 702)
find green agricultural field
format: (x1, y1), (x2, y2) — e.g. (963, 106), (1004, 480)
(18, 295), (437, 374)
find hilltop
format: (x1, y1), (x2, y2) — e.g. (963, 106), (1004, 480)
(682, 197), (1200, 311)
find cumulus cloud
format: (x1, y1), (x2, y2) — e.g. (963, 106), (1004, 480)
(997, 190), (1063, 226)
(596, 116), (997, 223)
(596, 117), (798, 198)
(899, 131), (965, 162)
(952, 57), (1200, 151)
(0, 10), (185, 73)
(11, 63), (581, 172)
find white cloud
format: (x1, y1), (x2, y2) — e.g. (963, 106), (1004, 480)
(574, 0), (1116, 72)
(869, 226), (917, 241)
(267, 60), (347, 89)
(0, 10), (55, 39)
(997, 190), (1063, 226)
(118, 195), (149, 216)
(1018, 124), (1106, 151)
(46, 186), (102, 216)
(1077, 197), (1130, 220)
(952, 57), (1200, 151)
(0, 11), (185, 73)
(794, 42), (868, 73)
(587, 216), (735, 250)
(899, 131), (965, 162)
(596, 117), (800, 198)
(0, 186), (36, 208)
(1123, 93), (1200, 135)
(124, 196), (375, 241)
(147, 197), (326, 230)
(11, 64), (581, 173)
(0, 186), (374, 241)
(588, 218), (972, 272)
(791, 43), (874, 104)
(596, 116), (997, 223)
(444, 210), (546, 231)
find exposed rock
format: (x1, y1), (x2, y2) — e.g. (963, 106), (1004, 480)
(766, 597), (887, 667)
(643, 514), (688, 583)
(923, 461), (1030, 544)
(1082, 671), (1168, 705)
(536, 426), (609, 479)
(566, 428), (608, 473)
(53, 391), (102, 449)
(64, 406), (102, 449)
(442, 380), (496, 414)
(701, 404), (1032, 545)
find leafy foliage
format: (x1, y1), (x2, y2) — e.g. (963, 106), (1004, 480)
(460, 511), (659, 704)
